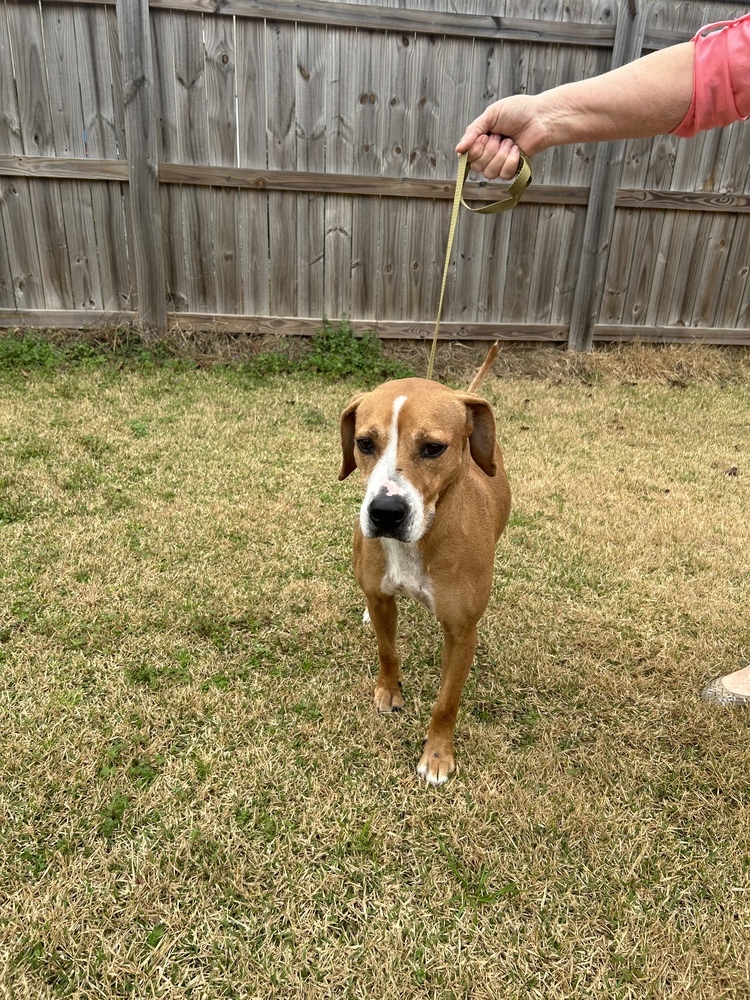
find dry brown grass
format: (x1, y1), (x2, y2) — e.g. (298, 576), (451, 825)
(420, 338), (750, 387)
(0, 342), (749, 998)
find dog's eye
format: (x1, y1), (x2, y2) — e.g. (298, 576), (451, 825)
(420, 442), (447, 459)
(356, 437), (375, 455)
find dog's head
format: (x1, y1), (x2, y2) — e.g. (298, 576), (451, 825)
(339, 377), (497, 543)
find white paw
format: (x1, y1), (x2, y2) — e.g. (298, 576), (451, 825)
(363, 608), (371, 626)
(417, 746), (455, 785)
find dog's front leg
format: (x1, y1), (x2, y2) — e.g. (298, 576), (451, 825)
(367, 593), (405, 713)
(417, 622), (477, 785)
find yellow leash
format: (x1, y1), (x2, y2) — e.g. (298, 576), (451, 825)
(426, 149), (532, 381)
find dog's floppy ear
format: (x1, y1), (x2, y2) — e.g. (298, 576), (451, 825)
(458, 393), (497, 477)
(339, 393), (365, 481)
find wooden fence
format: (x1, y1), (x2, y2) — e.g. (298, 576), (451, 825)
(0, 0), (748, 348)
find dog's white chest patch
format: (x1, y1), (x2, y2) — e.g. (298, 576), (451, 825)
(379, 538), (435, 613)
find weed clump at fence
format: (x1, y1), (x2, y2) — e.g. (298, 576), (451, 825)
(233, 320), (413, 383)
(301, 320), (413, 383)
(232, 319), (414, 383)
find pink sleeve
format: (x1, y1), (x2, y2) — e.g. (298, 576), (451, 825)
(672, 11), (750, 138)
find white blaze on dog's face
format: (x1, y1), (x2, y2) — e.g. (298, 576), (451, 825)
(339, 378), (497, 543)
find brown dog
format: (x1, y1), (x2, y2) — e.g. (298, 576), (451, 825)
(339, 360), (510, 784)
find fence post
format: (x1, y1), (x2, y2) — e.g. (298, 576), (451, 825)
(567, 0), (646, 352)
(116, 0), (167, 336)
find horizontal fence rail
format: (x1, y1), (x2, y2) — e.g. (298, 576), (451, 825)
(3, 155), (750, 213)
(0, 0), (748, 348)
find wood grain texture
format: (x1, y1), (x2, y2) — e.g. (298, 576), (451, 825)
(74, 4), (132, 309)
(5, 2), (72, 309)
(152, 0), (619, 45)
(35, 0), (618, 47)
(0, 10), (30, 308)
(377, 31), (414, 321)
(266, 20), (298, 317)
(151, 8), (186, 311)
(116, 0), (167, 331)
(236, 15), (270, 316)
(42, 1), (104, 311)
(172, 10), (214, 312)
(594, 324), (750, 346)
(324, 26), (354, 319)
(349, 28), (385, 322)
(3, 156), (749, 215)
(4, 306), (749, 347)
(296, 24), (327, 318)
(205, 14), (241, 313)
(2, 0), (749, 347)
(0, 308), (138, 329)
(163, 312), (570, 341)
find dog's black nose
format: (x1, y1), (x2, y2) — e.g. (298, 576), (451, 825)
(369, 493), (408, 534)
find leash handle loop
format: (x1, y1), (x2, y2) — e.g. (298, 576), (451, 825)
(458, 148), (532, 215)
(426, 149), (532, 381)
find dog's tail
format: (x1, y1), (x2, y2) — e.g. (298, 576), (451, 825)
(467, 341), (499, 395)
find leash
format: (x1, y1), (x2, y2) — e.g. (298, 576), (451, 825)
(426, 149), (532, 381)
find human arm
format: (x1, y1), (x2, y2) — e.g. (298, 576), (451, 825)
(456, 42), (695, 180)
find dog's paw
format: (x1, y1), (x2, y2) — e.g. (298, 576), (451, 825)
(374, 682), (404, 713)
(417, 743), (455, 786)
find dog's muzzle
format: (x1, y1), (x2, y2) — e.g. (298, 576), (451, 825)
(366, 490), (410, 539)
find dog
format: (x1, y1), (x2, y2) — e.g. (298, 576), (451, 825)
(339, 347), (510, 784)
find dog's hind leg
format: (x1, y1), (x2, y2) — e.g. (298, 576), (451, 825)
(367, 593), (404, 713)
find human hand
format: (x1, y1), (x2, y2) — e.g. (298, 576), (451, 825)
(456, 94), (548, 180)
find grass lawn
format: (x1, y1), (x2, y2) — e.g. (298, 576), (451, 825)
(1, 336), (749, 998)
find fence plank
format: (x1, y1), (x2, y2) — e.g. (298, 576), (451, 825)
(714, 159), (750, 328)
(236, 15), (269, 316)
(324, 26), (354, 318)
(5, 153), (750, 214)
(0, 9), (27, 308)
(349, 28), (386, 321)
(296, 23), (327, 317)
(42, 1), (104, 311)
(618, 5), (685, 329)
(5, 1), (72, 309)
(152, 9), (187, 311)
(377, 31), (414, 321)
(74, 3), (132, 310)
(433, 33), (470, 330)
(145, 0), (618, 45)
(205, 14), (241, 314)
(171, 10), (214, 312)
(403, 33), (448, 322)
(0, 308), (137, 329)
(266, 20), (298, 318)
(157, 313), (570, 342)
(116, 0), (166, 331)
(594, 323), (750, 346)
